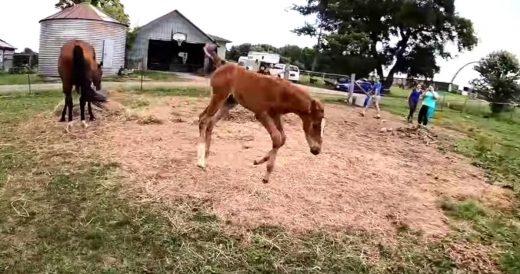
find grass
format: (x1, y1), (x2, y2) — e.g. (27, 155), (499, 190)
(440, 197), (520, 273)
(1, 87), (519, 273)
(380, 87), (520, 192)
(0, 72), (45, 85)
(104, 70), (184, 82)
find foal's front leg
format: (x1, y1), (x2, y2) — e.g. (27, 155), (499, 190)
(254, 113), (285, 183)
(197, 90), (229, 168)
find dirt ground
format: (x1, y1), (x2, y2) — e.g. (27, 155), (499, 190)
(78, 92), (512, 238)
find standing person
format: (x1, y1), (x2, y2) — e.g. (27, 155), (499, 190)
(417, 85), (439, 127)
(361, 79), (383, 119)
(407, 84), (423, 123)
(203, 42), (218, 76)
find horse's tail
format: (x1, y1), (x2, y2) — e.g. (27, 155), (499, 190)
(72, 45), (86, 92)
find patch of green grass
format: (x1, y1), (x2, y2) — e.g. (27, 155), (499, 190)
(440, 197), (520, 273)
(382, 87), (520, 192)
(440, 198), (487, 221)
(0, 73), (45, 85)
(104, 70), (185, 82)
(136, 86), (210, 97)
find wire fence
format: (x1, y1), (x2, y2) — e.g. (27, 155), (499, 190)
(436, 93), (520, 122)
(2, 65), (518, 123)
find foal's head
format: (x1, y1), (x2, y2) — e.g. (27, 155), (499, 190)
(302, 99), (325, 155)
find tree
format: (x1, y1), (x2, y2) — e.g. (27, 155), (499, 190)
(226, 43), (252, 61)
(54, 0), (129, 25)
(471, 51), (520, 114)
(292, 0), (478, 88)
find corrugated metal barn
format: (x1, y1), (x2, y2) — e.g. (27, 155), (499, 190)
(127, 10), (231, 72)
(38, 3), (128, 77)
(0, 39), (16, 72)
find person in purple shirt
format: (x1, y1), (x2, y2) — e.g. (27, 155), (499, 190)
(407, 84), (423, 123)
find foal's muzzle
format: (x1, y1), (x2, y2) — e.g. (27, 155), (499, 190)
(310, 147), (321, 155)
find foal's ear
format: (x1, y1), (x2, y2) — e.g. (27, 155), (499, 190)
(310, 99), (322, 113)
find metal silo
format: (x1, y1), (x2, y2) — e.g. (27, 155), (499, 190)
(38, 3), (128, 77)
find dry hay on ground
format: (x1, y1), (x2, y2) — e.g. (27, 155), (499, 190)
(82, 94), (513, 238)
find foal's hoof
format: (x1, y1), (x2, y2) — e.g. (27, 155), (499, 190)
(89, 117), (96, 122)
(253, 160), (260, 165)
(59, 118), (66, 122)
(262, 178), (269, 184)
(81, 121), (89, 129)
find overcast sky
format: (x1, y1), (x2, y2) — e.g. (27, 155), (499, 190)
(1, 0), (519, 87)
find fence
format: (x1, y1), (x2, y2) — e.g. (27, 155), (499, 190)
(436, 93), (520, 121)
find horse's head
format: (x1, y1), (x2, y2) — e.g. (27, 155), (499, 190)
(92, 61), (103, 91)
(301, 99), (325, 155)
(212, 53), (226, 70)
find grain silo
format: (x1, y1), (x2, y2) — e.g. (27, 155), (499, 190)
(38, 3), (128, 77)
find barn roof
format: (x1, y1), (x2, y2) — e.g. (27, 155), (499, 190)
(208, 34), (231, 43)
(138, 9), (231, 44)
(39, 3), (128, 27)
(0, 39), (16, 50)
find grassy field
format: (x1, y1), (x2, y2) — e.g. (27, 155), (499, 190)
(104, 70), (184, 82)
(381, 88), (520, 191)
(0, 73), (45, 85)
(0, 70), (183, 86)
(1, 88), (519, 273)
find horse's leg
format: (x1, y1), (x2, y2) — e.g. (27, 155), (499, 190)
(204, 96), (237, 158)
(88, 101), (95, 121)
(254, 113), (285, 183)
(64, 91), (75, 132)
(254, 114), (286, 166)
(197, 89), (230, 168)
(79, 94), (88, 128)
(60, 83), (72, 122)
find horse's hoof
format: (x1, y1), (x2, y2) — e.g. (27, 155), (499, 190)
(89, 117), (96, 122)
(253, 160), (259, 165)
(262, 178), (269, 184)
(197, 163), (206, 170)
(59, 118), (66, 122)
(81, 121), (89, 128)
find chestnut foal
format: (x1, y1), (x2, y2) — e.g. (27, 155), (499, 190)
(197, 62), (325, 183)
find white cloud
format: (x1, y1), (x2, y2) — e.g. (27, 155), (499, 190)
(1, 0), (518, 88)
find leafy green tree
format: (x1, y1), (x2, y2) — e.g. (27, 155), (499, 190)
(292, 0), (478, 87)
(54, 0), (129, 25)
(471, 50), (520, 113)
(226, 43), (252, 61)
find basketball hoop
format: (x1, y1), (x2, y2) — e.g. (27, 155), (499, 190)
(172, 32), (187, 46)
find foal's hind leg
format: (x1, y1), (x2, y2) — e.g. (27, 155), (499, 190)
(197, 89), (231, 168)
(254, 113), (285, 183)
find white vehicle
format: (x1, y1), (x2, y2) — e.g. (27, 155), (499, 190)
(269, 63), (300, 82)
(247, 51), (280, 64)
(237, 56), (255, 70)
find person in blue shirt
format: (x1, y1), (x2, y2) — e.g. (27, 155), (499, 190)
(407, 84), (423, 123)
(361, 79), (383, 119)
(417, 85), (439, 126)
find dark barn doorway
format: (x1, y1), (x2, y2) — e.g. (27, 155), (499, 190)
(147, 39), (204, 72)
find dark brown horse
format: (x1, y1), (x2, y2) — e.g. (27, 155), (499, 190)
(58, 39), (106, 131)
